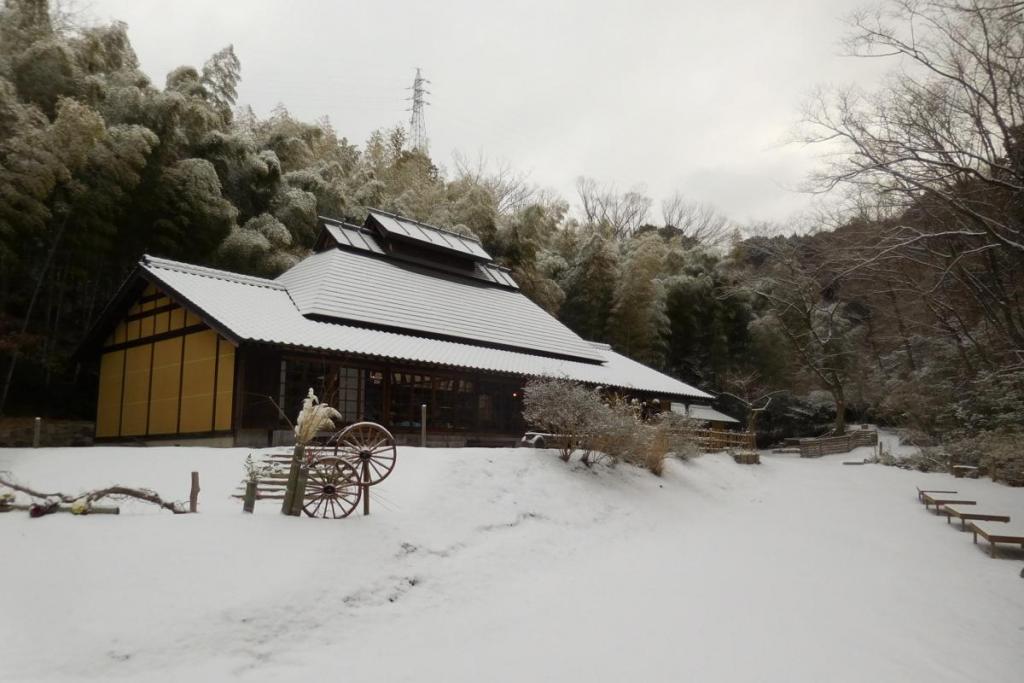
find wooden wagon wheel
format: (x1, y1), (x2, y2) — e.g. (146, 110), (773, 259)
(332, 422), (398, 486)
(302, 456), (361, 519)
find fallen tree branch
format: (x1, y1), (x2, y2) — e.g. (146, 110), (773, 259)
(0, 475), (188, 514)
(0, 502), (120, 515)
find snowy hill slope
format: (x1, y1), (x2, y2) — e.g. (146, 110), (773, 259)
(1, 443), (1023, 682)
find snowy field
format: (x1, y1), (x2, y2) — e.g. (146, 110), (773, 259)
(2, 438), (1023, 682)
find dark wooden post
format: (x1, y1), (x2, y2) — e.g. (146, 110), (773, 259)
(281, 444), (305, 516)
(420, 403), (427, 447)
(242, 481), (257, 513)
(189, 471), (200, 513)
(289, 466), (309, 516)
(362, 460), (370, 516)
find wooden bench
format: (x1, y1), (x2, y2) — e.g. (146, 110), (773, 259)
(941, 505), (1010, 531)
(968, 522), (1024, 558)
(916, 487), (957, 502)
(921, 492), (976, 513)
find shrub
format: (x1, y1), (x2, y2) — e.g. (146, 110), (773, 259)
(654, 411), (701, 460)
(877, 430), (1024, 484)
(954, 369), (1024, 433)
(523, 378), (690, 476)
(895, 446), (949, 472)
(522, 378), (604, 462)
(243, 452), (278, 483)
(590, 400), (699, 476)
(587, 397), (640, 464)
(636, 422), (671, 476)
(944, 431), (1024, 485)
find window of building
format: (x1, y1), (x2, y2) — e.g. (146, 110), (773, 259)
(477, 379), (525, 434)
(389, 371), (431, 429)
(335, 366), (362, 423)
(434, 377), (475, 431)
(281, 358), (331, 420)
(363, 370), (385, 423)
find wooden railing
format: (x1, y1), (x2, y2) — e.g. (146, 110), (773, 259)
(798, 429), (877, 458)
(692, 428), (757, 453)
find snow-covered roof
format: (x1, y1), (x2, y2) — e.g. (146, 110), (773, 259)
(275, 248), (597, 361)
(672, 403), (739, 423)
(138, 255), (711, 400)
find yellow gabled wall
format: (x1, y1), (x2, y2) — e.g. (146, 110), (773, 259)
(94, 282), (236, 439)
(215, 340), (235, 431)
(179, 329), (218, 433)
(95, 350), (124, 438)
(120, 345), (152, 436)
(148, 337), (182, 435)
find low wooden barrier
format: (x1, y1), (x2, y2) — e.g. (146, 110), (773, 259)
(798, 429), (878, 458)
(693, 428), (756, 453)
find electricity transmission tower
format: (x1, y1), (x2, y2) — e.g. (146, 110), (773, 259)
(406, 68), (431, 153)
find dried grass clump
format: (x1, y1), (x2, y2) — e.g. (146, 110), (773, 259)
(294, 388), (342, 446)
(636, 424), (671, 476)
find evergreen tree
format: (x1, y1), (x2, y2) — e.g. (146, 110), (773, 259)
(608, 233), (669, 367)
(555, 227), (618, 342)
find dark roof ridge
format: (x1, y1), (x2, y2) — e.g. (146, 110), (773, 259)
(313, 220), (518, 289)
(319, 215), (371, 232)
(141, 254), (286, 291)
(367, 207), (484, 245)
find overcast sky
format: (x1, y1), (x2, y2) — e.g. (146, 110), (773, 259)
(86, 0), (889, 226)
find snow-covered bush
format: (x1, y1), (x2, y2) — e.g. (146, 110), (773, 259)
(893, 447), (949, 472)
(586, 397), (696, 476)
(877, 430), (1024, 484)
(942, 431), (1024, 486)
(654, 411), (701, 460)
(954, 369), (1024, 434)
(876, 442), (896, 466)
(522, 378), (604, 461)
(587, 397), (641, 464)
(523, 379), (688, 475)
(626, 413), (702, 475)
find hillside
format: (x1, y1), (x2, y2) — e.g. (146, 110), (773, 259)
(1, 442), (1022, 682)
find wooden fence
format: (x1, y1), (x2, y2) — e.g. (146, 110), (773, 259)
(692, 428), (757, 453)
(798, 429), (878, 458)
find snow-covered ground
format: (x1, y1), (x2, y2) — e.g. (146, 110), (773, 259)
(2, 437), (1023, 683)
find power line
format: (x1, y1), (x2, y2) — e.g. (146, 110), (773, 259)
(406, 68), (431, 152)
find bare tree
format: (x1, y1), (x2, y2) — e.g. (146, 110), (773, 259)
(576, 176), (652, 239)
(804, 0), (1024, 249)
(720, 370), (785, 434)
(802, 0), (1024, 359)
(452, 151), (538, 214)
(661, 192), (731, 246)
(49, 0), (95, 32)
(737, 238), (862, 435)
